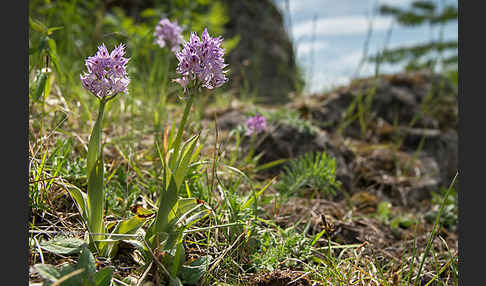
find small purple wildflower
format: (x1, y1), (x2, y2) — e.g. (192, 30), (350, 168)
(80, 43), (130, 99)
(246, 115), (267, 136)
(154, 18), (184, 52)
(174, 28), (228, 92)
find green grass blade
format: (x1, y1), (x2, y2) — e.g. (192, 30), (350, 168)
(311, 229), (327, 247)
(253, 159), (287, 172)
(413, 172), (458, 286)
(241, 177), (276, 210)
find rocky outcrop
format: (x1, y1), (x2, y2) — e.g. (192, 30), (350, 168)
(295, 71), (458, 205)
(222, 0), (301, 104)
(214, 71), (458, 206)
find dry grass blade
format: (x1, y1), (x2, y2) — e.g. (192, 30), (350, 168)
(207, 232), (246, 275)
(142, 238), (171, 279)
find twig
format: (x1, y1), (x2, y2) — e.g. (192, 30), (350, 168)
(288, 271), (311, 285)
(142, 239), (171, 279)
(136, 261), (153, 286)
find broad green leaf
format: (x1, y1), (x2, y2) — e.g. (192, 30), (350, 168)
(132, 205), (154, 218)
(169, 205), (199, 230)
(174, 135), (199, 189)
(190, 143), (204, 164)
(180, 209), (211, 231)
(93, 267), (113, 286)
(34, 264), (61, 282)
(34, 73), (48, 101)
(66, 187), (88, 221)
(106, 221), (117, 233)
(40, 237), (86, 255)
(167, 200), (180, 226)
(76, 245), (96, 276)
(124, 239), (146, 254)
(174, 198), (198, 217)
(47, 38), (61, 75)
(30, 17), (47, 34)
(167, 120), (177, 151)
(47, 26), (64, 35)
(112, 216), (146, 239)
(86, 99), (106, 246)
(87, 154), (105, 243)
(154, 174), (179, 234)
(155, 139), (172, 190)
(55, 266), (86, 286)
(43, 74), (53, 100)
(179, 256), (211, 285)
(47, 38), (57, 55)
(170, 237), (185, 277)
(36, 246), (109, 286)
(101, 216), (146, 258)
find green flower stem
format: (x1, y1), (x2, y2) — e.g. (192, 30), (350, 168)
(169, 91), (194, 169)
(154, 90), (195, 240)
(87, 99), (106, 244)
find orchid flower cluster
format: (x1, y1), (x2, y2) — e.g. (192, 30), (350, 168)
(154, 18), (184, 52)
(80, 43), (130, 100)
(174, 28), (228, 92)
(246, 115), (267, 136)
(76, 27), (229, 283)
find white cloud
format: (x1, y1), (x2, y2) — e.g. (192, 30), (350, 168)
(307, 71), (351, 94)
(292, 15), (394, 39)
(331, 50), (364, 68)
(378, 0), (413, 5)
(305, 50), (372, 93)
(295, 40), (329, 56)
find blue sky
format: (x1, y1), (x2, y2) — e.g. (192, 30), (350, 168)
(272, 0), (458, 94)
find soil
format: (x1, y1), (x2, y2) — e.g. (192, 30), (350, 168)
(248, 270), (312, 286)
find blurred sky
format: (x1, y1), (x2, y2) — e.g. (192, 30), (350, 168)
(272, 0), (458, 94)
